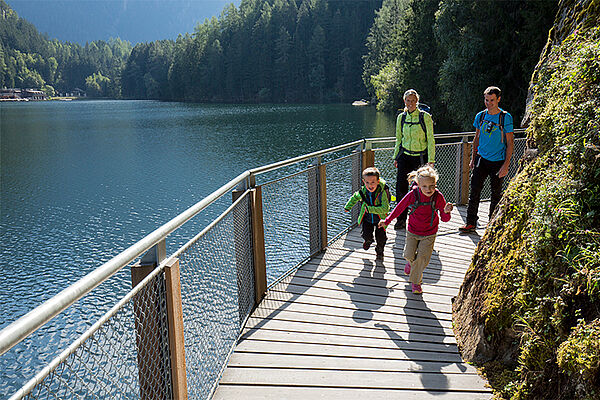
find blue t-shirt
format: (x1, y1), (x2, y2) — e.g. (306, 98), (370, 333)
(473, 109), (514, 162)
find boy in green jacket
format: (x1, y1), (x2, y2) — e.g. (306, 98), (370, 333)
(344, 167), (390, 260)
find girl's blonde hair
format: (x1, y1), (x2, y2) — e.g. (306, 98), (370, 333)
(407, 164), (439, 185)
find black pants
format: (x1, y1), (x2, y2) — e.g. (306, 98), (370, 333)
(466, 155), (505, 225)
(395, 152), (426, 224)
(361, 218), (387, 254)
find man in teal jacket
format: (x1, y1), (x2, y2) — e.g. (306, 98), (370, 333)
(345, 167), (390, 260)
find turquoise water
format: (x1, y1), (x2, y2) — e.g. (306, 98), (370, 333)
(0, 100), (396, 395)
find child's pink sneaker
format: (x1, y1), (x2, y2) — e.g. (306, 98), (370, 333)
(411, 283), (423, 294)
(404, 262), (411, 275)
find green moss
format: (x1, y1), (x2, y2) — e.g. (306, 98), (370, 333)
(557, 319), (600, 380)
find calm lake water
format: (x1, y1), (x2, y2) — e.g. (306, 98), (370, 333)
(0, 100), (395, 395)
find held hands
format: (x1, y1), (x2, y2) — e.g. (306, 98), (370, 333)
(394, 160), (398, 168)
(377, 220), (387, 229)
(444, 203), (454, 214)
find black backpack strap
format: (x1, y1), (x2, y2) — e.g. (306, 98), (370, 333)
(499, 110), (506, 144)
(407, 187), (420, 215)
(419, 111), (427, 134)
(479, 110), (487, 130)
(400, 112), (407, 133)
(359, 189), (367, 204)
(383, 184), (391, 202)
(429, 191), (438, 226)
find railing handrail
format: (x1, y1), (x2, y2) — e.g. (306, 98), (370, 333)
(365, 128), (526, 145)
(249, 139), (364, 176)
(0, 128), (528, 356)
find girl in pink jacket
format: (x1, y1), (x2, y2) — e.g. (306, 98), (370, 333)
(379, 165), (453, 294)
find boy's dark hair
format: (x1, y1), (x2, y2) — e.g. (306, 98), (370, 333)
(362, 167), (380, 179)
(484, 86), (502, 98)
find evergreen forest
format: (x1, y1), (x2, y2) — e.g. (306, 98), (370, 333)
(1, 0), (557, 130)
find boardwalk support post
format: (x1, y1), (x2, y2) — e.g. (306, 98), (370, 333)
(459, 136), (472, 205)
(248, 175), (267, 304)
(362, 140), (375, 170)
(308, 157), (328, 254)
(131, 239), (173, 400)
(351, 145), (363, 224)
(164, 258), (188, 400)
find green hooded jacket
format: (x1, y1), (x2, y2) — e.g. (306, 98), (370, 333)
(344, 179), (390, 224)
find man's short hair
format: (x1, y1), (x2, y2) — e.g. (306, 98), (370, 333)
(362, 167), (380, 179)
(484, 86), (502, 98)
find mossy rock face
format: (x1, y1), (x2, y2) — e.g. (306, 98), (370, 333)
(453, 0), (600, 398)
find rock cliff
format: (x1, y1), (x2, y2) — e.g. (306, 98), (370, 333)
(453, 0), (600, 398)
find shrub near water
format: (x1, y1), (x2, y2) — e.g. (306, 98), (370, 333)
(469, 27), (600, 399)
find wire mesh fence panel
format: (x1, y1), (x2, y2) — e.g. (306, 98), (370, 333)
(261, 170), (312, 286)
(434, 143), (461, 203)
(324, 154), (355, 242)
(177, 192), (254, 400)
(479, 137), (528, 199)
(20, 272), (171, 400)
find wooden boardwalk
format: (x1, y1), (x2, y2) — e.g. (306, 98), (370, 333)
(214, 204), (492, 399)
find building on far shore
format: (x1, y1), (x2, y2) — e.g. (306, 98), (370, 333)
(0, 88), (48, 101)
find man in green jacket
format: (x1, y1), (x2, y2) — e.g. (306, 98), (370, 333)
(345, 167), (390, 260)
(393, 89), (435, 230)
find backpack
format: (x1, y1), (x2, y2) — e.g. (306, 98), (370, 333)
(407, 185), (438, 226)
(399, 103), (432, 135)
(479, 109), (507, 143)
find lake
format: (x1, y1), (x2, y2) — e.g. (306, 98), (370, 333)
(0, 100), (396, 395)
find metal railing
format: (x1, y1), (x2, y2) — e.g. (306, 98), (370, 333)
(0, 132), (527, 400)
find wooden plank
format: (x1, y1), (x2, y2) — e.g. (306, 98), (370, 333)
(272, 281), (458, 309)
(227, 352), (478, 374)
(238, 330), (459, 354)
(214, 386), (492, 400)
(244, 309), (455, 338)
(264, 286), (455, 314)
(290, 263), (467, 289)
(280, 274), (460, 298)
(220, 367), (491, 391)
(302, 255), (471, 281)
(240, 319), (457, 345)
(233, 340), (465, 363)
(251, 298), (455, 328)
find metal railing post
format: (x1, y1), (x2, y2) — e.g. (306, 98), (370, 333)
(459, 136), (472, 205)
(248, 175), (267, 304)
(131, 239), (172, 400)
(164, 258), (188, 400)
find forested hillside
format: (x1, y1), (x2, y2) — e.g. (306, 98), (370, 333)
(2, 0), (559, 132)
(0, 0), (131, 97)
(453, 0), (600, 398)
(121, 0), (382, 103)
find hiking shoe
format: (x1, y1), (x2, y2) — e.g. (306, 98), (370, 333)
(363, 239), (373, 250)
(404, 262), (411, 275)
(394, 220), (406, 230)
(459, 224), (476, 233)
(411, 283), (423, 294)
